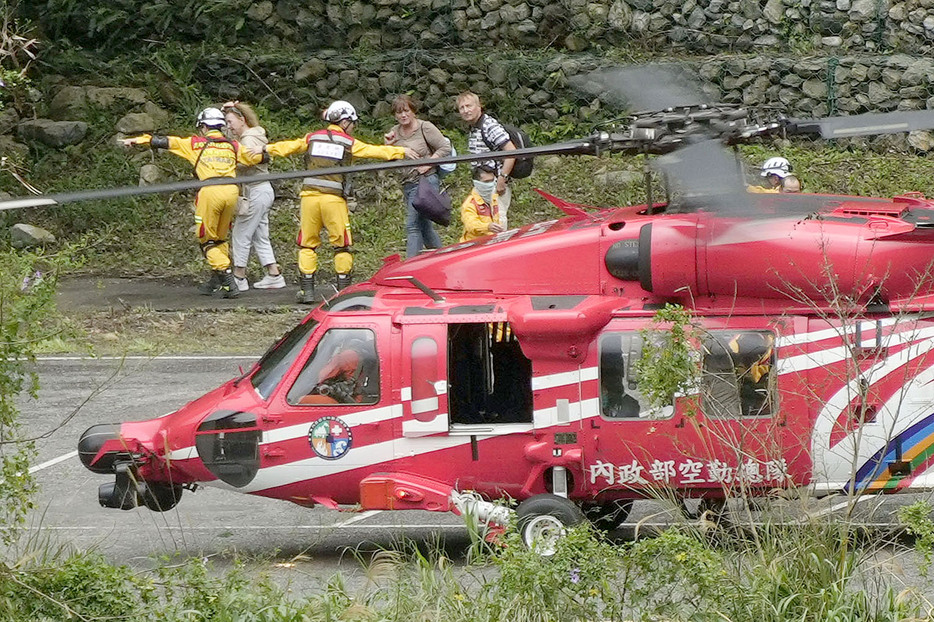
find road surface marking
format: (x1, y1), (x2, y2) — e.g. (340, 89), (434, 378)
(30, 451), (78, 474)
(335, 510), (383, 526)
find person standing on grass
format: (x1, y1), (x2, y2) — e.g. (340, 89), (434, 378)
(384, 94), (451, 258)
(222, 101), (285, 291)
(252, 100), (416, 303)
(122, 107), (258, 299)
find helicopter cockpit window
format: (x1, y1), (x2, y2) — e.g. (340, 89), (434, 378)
(598, 333), (670, 419)
(319, 290), (376, 312)
(702, 331), (776, 419)
(448, 322), (533, 425)
(286, 328), (380, 406)
(250, 319), (319, 400)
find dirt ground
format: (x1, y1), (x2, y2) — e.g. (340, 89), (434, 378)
(53, 276), (311, 354)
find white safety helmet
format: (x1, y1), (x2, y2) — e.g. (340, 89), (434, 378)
(760, 156), (792, 178)
(324, 100), (359, 124)
(196, 107), (226, 129)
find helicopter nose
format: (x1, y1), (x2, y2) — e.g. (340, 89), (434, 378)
(78, 424), (124, 474)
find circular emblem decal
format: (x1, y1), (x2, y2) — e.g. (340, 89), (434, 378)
(308, 417), (353, 460)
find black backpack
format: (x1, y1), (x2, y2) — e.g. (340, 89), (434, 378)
(482, 121), (534, 179)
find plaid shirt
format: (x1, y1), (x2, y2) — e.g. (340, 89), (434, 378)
(467, 113), (510, 175)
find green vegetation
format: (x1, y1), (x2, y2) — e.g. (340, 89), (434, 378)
(0, 519), (930, 620)
(0, 249), (75, 544)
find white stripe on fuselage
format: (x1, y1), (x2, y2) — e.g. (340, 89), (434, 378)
(778, 323), (934, 375)
(261, 404), (403, 445)
(237, 396), (609, 494)
(775, 317), (903, 347)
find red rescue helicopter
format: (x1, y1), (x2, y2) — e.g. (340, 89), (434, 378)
(39, 68), (934, 549)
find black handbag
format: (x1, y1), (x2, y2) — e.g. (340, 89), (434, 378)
(412, 178), (452, 226)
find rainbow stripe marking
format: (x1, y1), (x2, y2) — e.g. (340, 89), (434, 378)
(847, 412), (934, 492)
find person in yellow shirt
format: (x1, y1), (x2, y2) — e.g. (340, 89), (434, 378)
(747, 156), (793, 194)
(255, 101), (414, 303)
(460, 170), (505, 242)
(122, 107), (259, 298)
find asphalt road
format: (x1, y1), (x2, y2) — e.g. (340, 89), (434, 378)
(18, 356), (934, 597)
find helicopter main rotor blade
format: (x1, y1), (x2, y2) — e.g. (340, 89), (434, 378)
(787, 109), (934, 139)
(652, 139), (749, 215)
(0, 140), (592, 212)
(570, 64), (711, 111)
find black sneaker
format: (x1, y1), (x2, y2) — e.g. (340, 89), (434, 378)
(198, 271), (221, 295)
(220, 270), (240, 299)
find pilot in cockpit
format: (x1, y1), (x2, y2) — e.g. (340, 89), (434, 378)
(300, 334), (379, 405)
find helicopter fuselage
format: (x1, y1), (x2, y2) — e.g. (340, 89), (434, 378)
(78, 191), (934, 517)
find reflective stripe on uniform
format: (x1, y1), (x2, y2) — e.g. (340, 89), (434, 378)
(302, 177), (343, 190)
(309, 133), (353, 147)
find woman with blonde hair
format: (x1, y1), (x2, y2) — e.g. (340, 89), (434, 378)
(223, 101), (284, 290)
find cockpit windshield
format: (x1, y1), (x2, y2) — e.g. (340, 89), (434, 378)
(319, 290), (376, 312)
(250, 319), (319, 399)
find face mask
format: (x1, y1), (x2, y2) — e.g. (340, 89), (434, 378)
(473, 179), (495, 204)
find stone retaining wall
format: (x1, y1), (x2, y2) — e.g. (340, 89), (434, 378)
(244, 0), (934, 54)
(189, 51), (934, 137)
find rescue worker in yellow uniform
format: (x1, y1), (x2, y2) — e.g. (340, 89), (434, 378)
(459, 170), (505, 242)
(747, 156), (793, 194)
(123, 107), (258, 298)
(256, 101), (414, 303)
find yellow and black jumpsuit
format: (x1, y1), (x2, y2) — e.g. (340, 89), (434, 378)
(135, 130), (258, 272)
(266, 125), (406, 278)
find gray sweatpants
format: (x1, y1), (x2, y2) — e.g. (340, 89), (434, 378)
(231, 181), (277, 269)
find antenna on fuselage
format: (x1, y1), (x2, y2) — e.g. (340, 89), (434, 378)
(385, 276), (445, 303)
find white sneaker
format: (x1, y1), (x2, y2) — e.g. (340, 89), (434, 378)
(253, 274), (286, 289)
(234, 276), (249, 292)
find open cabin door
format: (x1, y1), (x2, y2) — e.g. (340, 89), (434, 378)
(400, 323), (449, 437)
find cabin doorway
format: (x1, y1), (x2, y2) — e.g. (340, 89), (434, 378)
(448, 322), (533, 426)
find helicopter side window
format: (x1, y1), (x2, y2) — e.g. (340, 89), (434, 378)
(286, 328), (380, 406)
(448, 322), (533, 425)
(702, 330), (776, 419)
(598, 332), (666, 419)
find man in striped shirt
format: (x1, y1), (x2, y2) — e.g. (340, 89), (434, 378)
(457, 91), (517, 229)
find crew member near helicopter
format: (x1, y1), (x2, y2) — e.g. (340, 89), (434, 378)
(747, 156), (794, 194)
(122, 107), (258, 298)
(254, 101), (415, 303)
(459, 169), (505, 242)
(781, 175), (802, 193)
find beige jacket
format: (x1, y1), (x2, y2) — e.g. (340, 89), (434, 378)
(235, 126), (270, 184)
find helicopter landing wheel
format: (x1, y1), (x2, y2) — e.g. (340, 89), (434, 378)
(516, 493), (584, 556)
(581, 499), (634, 531)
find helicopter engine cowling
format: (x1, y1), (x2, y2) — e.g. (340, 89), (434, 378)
(606, 220), (700, 296)
(621, 206), (934, 303)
